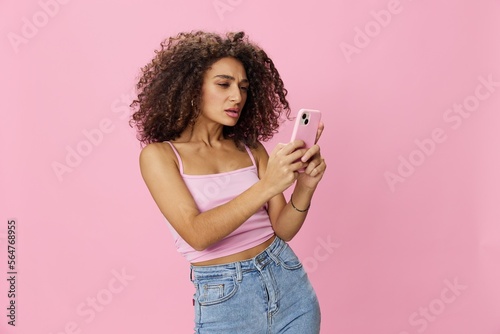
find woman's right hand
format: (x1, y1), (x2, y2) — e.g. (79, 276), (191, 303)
(260, 140), (308, 196)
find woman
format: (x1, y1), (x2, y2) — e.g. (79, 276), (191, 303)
(130, 31), (326, 333)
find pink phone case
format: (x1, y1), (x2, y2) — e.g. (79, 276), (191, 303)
(290, 109), (322, 172)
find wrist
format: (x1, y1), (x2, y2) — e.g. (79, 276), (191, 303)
(289, 184), (315, 213)
(255, 179), (279, 202)
(293, 181), (316, 195)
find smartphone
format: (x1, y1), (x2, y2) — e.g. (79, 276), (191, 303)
(289, 109), (322, 172)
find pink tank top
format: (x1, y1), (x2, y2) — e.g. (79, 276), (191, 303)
(164, 141), (274, 263)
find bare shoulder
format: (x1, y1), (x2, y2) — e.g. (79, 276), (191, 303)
(250, 141), (269, 161)
(139, 142), (179, 174)
(250, 141), (271, 178)
(137, 142), (201, 246)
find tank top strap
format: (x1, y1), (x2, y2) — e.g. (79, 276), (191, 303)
(164, 141), (184, 175)
(243, 145), (257, 168)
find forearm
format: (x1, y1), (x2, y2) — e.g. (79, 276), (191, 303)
(189, 180), (275, 250)
(273, 183), (316, 241)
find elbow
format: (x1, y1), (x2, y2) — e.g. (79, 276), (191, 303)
(178, 219), (211, 251)
(191, 243), (207, 252)
(280, 235), (294, 243)
(275, 230), (296, 243)
(186, 237), (210, 252)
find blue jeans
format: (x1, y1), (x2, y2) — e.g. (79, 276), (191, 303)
(190, 237), (321, 333)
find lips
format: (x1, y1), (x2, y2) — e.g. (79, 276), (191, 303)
(225, 108), (240, 118)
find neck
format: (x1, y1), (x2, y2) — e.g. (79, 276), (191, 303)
(178, 117), (226, 147)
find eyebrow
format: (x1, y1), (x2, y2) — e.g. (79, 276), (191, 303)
(213, 75), (249, 83)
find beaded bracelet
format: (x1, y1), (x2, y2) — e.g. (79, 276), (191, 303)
(290, 194), (310, 212)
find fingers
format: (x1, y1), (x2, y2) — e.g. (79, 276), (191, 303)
(315, 122), (324, 144)
(300, 144), (320, 163)
(273, 142), (322, 170)
(270, 142), (286, 156)
(304, 157), (326, 177)
(301, 144), (325, 176)
(272, 141), (307, 162)
(280, 140), (306, 155)
(290, 159), (308, 173)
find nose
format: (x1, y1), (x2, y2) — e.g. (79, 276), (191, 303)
(230, 86), (242, 104)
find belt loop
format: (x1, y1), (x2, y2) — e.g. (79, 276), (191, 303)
(235, 262), (242, 283)
(189, 265), (194, 282)
(267, 248), (281, 265)
(267, 237), (283, 265)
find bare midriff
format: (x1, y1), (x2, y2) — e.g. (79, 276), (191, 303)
(191, 234), (276, 266)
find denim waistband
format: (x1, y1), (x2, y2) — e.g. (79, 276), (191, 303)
(190, 236), (286, 282)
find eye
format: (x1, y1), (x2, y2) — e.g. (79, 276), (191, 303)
(240, 86), (249, 92)
(217, 83), (230, 88)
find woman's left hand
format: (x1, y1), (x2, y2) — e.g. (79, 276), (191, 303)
(296, 123), (327, 189)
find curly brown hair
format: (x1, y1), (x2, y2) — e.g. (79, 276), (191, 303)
(129, 31), (290, 149)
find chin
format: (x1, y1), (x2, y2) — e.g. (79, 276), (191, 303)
(222, 118), (239, 126)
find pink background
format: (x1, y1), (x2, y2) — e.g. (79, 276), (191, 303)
(2, 0), (500, 333)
